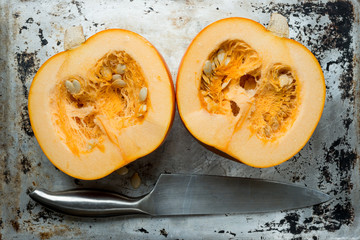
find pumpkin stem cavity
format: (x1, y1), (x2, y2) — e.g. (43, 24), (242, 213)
(199, 39), (299, 140)
(52, 50), (149, 154)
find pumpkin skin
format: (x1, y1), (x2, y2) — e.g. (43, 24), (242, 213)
(176, 17), (325, 168)
(29, 29), (175, 180)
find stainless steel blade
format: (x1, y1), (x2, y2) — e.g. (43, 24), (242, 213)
(29, 174), (332, 217)
(140, 174), (332, 216)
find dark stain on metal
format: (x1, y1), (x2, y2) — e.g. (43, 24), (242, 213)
(19, 26), (28, 34)
(39, 232), (52, 240)
(20, 154), (32, 174)
(320, 166), (332, 184)
(313, 200), (354, 231)
(324, 136), (357, 174)
(20, 105), (34, 137)
(33, 208), (64, 223)
(227, 231), (236, 237)
(3, 169), (10, 184)
(10, 219), (19, 232)
(26, 200), (37, 213)
(26, 17), (34, 24)
(13, 12), (20, 18)
(38, 29), (48, 46)
(16, 51), (39, 98)
(284, 213), (304, 234)
(160, 228), (168, 237)
(71, 0), (88, 21)
(137, 228), (149, 234)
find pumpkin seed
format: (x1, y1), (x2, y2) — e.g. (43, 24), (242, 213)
(140, 104), (147, 112)
(112, 74), (122, 80)
(65, 79), (81, 94)
(211, 61), (217, 71)
(279, 74), (293, 88)
(116, 64), (126, 74)
(116, 167), (129, 175)
(217, 49), (226, 63)
(72, 80), (81, 93)
(112, 79), (127, 88)
(65, 80), (75, 93)
(139, 87), (148, 102)
(202, 74), (211, 84)
(221, 78), (231, 90)
(225, 57), (231, 66)
(203, 60), (212, 76)
(272, 119), (280, 131)
(131, 172), (141, 189)
(264, 126), (271, 138)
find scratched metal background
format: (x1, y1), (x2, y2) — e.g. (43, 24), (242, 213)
(0, 0), (359, 239)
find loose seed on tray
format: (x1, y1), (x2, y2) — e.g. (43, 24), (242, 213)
(116, 167), (129, 175)
(131, 172), (141, 189)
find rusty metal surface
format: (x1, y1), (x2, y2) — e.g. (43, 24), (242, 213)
(0, 0), (359, 239)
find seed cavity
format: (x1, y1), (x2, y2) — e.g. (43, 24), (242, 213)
(239, 74), (257, 90)
(53, 50), (150, 154)
(199, 40), (299, 140)
(139, 87), (148, 102)
(131, 172), (141, 189)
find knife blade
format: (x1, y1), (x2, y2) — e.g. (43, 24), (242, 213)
(29, 174), (331, 217)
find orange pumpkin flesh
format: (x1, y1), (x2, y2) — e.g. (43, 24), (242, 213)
(176, 17), (325, 168)
(29, 29), (175, 180)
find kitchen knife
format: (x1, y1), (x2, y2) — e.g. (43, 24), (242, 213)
(29, 174), (331, 217)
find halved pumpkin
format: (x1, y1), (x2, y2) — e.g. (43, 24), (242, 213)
(176, 15), (325, 168)
(29, 29), (175, 180)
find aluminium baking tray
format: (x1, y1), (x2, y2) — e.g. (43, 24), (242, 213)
(0, 0), (359, 239)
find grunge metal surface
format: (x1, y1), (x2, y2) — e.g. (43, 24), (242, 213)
(0, 0), (359, 239)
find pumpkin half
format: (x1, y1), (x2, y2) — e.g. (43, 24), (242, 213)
(29, 29), (175, 180)
(176, 16), (325, 168)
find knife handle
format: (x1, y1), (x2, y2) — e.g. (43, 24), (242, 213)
(29, 189), (148, 217)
